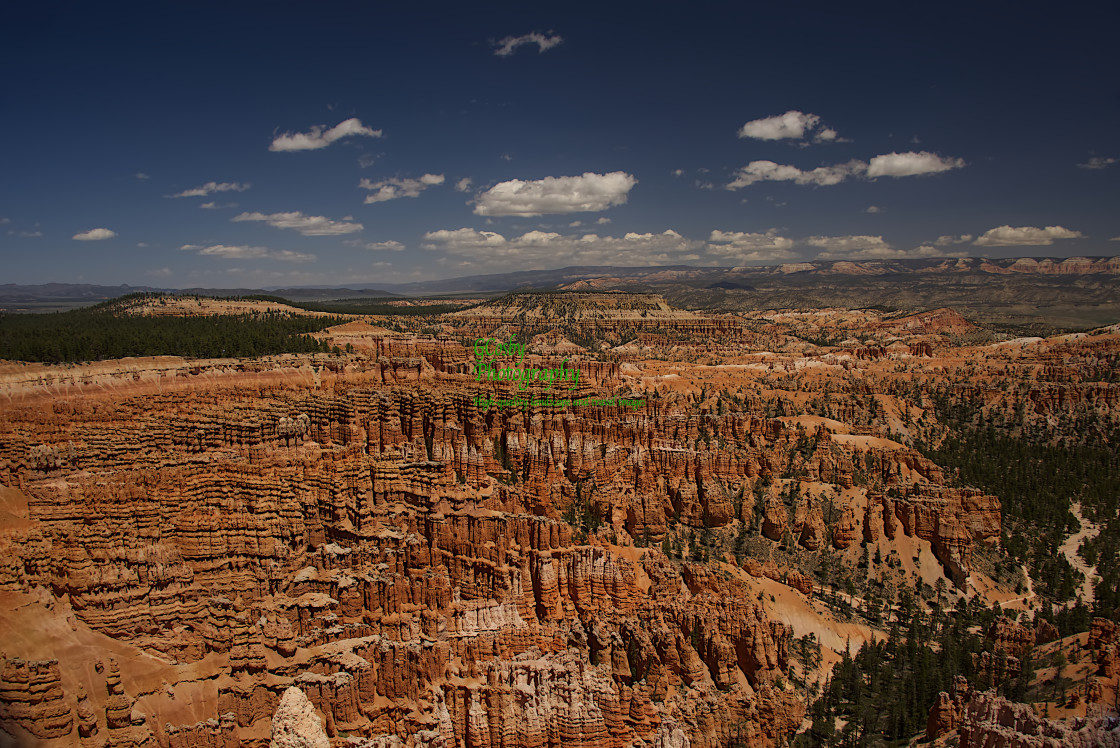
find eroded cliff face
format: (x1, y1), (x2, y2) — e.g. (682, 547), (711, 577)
(16, 297), (1103, 747)
(0, 355), (815, 747)
(927, 676), (1120, 748)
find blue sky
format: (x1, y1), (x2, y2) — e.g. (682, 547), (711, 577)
(2, 1), (1118, 287)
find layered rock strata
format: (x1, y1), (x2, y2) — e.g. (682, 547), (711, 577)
(0, 322), (1022, 746)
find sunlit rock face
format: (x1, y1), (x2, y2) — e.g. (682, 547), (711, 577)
(0, 348), (811, 746)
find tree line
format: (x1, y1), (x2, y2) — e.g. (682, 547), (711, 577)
(0, 295), (347, 362)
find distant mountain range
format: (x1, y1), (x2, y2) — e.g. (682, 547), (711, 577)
(3, 256), (1118, 325)
(377, 255), (1120, 294)
(0, 284), (398, 311)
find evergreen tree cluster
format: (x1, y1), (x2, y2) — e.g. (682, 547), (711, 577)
(920, 398), (1120, 614)
(798, 597), (1011, 747)
(0, 297), (346, 362)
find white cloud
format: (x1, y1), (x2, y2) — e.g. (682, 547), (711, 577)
(199, 201), (237, 210)
(934, 233), (973, 245)
(455, 177), (473, 192)
(137, 242), (149, 248)
(15, 230), (43, 237)
(808, 234), (966, 260)
(168, 181), (250, 198)
(973, 225), (1085, 246)
(493, 32), (563, 57)
(737, 110), (845, 143)
(344, 240), (405, 251)
(1078, 156), (1118, 170)
(423, 228), (507, 251)
(596, 217), (611, 224)
(147, 267), (172, 277)
(359, 174), (445, 203)
(906, 245), (967, 258)
(1111, 236), (1120, 242)
(866, 151), (965, 178)
(728, 150), (964, 189)
(474, 171), (637, 216)
(808, 235), (893, 259)
(269, 118), (382, 152)
(422, 227), (700, 267)
(73, 228), (117, 241)
(179, 244), (315, 262)
(739, 110), (820, 140)
(0, 218), (9, 224)
(865, 205), (883, 214)
(671, 168), (684, 177)
(134, 172), (150, 181)
(727, 159), (865, 188)
(232, 211), (363, 236)
(706, 230), (796, 261)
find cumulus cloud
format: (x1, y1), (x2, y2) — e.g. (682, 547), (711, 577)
(808, 234), (966, 260)
(865, 205), (883, 214)
(344, 239), (406, 251)
(493, 32), (563, 57)
(179, 244), (315, 262)
(423, 228), (507, 252)
(866, 151), (965, 178)
(906, 245), (967, 258)
(269, 118), (382, 152)
(359, 174), (445, 203)
(727, 150), (964, 189)
(973, 225), (1085, 246)
(168, 181), (250, 198)
(199, 201), (238, 210)
(706, 230), (795, 260)
(455, 177), (473, 192)
(474, 171), (637, 216)
(147, 267), (172, 277)
(134, 172), (150, 181)
(422, 227), (700, 268)
(807, 235), (893, 257)
(727, 159), (865, 188)
(232, 211), (362, 236)
(934, 233), (974, 245)
(737, 110), (844, 143)
(73, 228), (117, 241)
(1078, 156), (1118, 170)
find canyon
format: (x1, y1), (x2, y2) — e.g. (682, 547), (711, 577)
(0, 291), (1117, 747)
